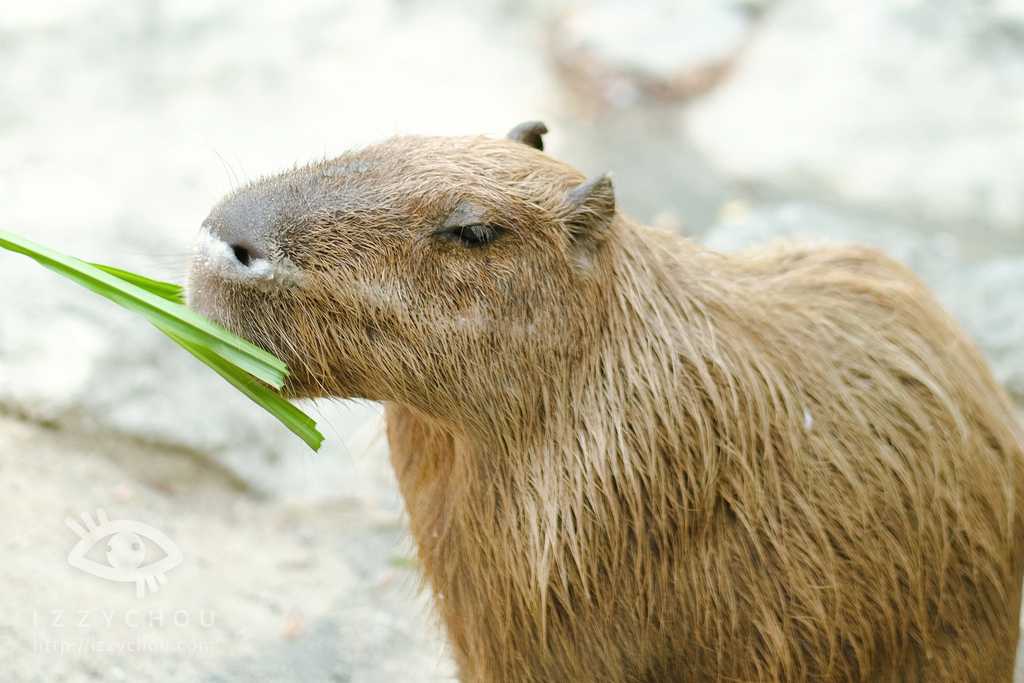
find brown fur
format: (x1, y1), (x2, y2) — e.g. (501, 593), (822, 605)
(186, 126), (1024, 682)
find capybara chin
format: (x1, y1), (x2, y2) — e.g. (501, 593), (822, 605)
(186, 122), (1024, 682)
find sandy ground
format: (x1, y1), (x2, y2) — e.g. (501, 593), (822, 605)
(0, 413), (455, 682)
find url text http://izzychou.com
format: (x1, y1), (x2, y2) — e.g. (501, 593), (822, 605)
(34, 636), (214, 656)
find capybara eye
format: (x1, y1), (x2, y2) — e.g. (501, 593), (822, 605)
(439, 223), (502, 249)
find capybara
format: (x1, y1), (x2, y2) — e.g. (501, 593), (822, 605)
(186, 122), (1024, 681)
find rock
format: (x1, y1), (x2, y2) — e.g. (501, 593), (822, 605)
(704, 202), (1024, 400)
(550, 0), (758, 110)
(686, 0), (1024, 237)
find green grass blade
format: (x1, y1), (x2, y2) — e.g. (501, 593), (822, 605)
(0, 228), (285, 387)
(160, 325), (324, 451)
(91, 263), (185, 304)
(0, 227), (324, 451)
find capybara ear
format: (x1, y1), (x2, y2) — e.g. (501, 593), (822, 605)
(564, 173), (615, 239)
(562, 174), (615, 269)
(506, 121), (547, 151)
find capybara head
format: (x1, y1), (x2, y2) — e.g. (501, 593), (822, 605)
(187, 123), (614, 420)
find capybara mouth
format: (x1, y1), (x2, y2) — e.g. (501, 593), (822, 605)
(185, 225), (310, 395)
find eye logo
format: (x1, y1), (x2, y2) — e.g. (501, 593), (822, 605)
(66, 509), (183, 598)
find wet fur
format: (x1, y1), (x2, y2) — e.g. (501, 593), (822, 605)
(187, 129), (1024, 681)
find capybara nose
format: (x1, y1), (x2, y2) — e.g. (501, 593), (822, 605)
(203, 213), (272, 269)
(226, 239), (262, 268)
(191, 221), (275, 284)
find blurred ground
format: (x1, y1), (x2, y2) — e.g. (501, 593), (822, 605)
(1, 0), (1023, 680)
